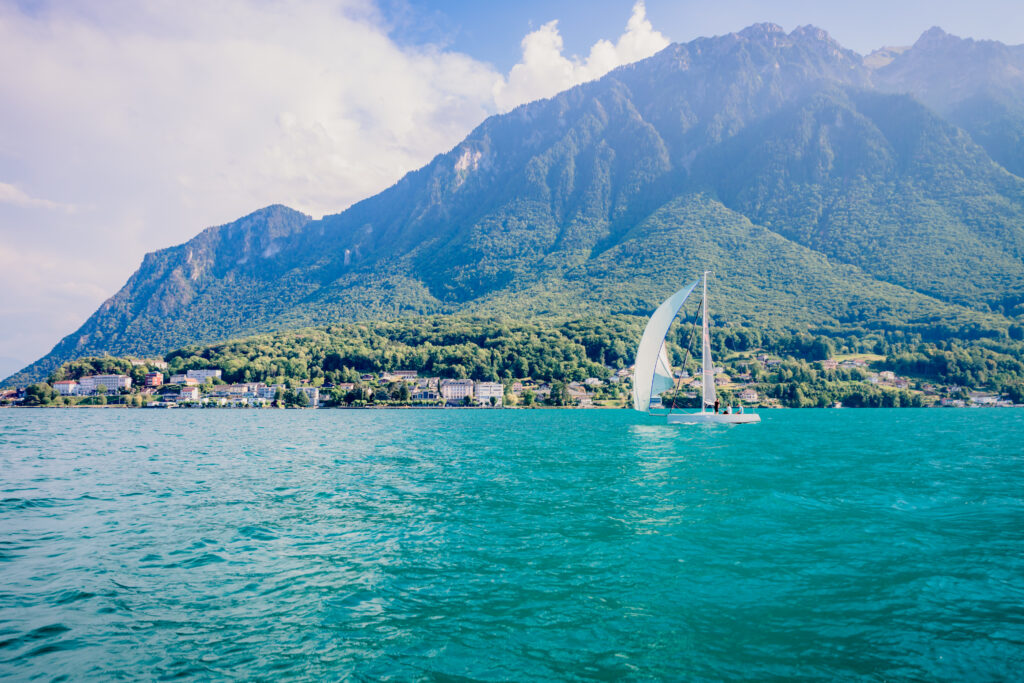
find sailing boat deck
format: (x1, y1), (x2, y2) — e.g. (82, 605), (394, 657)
(667, 411), (760, 424)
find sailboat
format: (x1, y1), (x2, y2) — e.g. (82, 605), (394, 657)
(632, 271), (760, 425)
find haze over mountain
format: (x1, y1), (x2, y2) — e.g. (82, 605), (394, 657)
(7, 23), (1024, 386)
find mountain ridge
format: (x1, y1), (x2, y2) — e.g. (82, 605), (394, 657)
(6, 23), (1024, 387)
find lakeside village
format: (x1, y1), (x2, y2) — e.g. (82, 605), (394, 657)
(3, 352), (1020, 409)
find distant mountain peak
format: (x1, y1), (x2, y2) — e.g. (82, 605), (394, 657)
(914, 26), (960, 49)
(737, 22), (786, 40)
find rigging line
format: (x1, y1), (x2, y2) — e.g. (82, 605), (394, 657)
(670, 295), (704, 412)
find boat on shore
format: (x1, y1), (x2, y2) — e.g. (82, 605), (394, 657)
(633, 272), (760, 425)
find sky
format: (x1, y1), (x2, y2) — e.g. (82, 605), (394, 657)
(1, 0), (1022, 379)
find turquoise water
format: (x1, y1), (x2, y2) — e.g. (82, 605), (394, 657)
(1, 408), (1022, 680)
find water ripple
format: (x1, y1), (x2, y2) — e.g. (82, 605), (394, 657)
(1, 408), (1023, 679)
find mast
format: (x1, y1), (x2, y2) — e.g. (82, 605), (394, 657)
(701, 271), (716, 413)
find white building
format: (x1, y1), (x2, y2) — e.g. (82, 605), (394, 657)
(186, 368), (222, 383)
(299, 386), (320, 407)
(78, 374), (131, 395)
(441, 379), (474, 401)
(740, 387), (759, 402)
(53, 380), (78, 396)
(179, 386), (200, 401)
(474, 381), (503, 406)
(257, 385), (284, 400)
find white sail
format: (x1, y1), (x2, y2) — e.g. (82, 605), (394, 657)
(651, 343), (675, 398)
(701, 274), (716, 408)
(632, 280), (699, 412)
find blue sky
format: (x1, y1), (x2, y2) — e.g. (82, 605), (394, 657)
(379, 0), (1024, 68)
(0, 0), (1021, 378)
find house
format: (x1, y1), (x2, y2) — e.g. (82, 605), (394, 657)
(440, 379), (474, 402)
(299, 386), (320, 407)
(474, 381), (503, 406)
(335, 382), (355, 391)
(53, 380), (78, 396)
(179, 386), (200, 401)
(714, 374), (731, 386)
(970, 394), (998, 406)
(360, 374), (375, 382)
(879, 371), (896, 382)
(78, 374), (131, 395)
(566, 385), (589, 404)
(584, 377), (602, 387)
(940, 398), (966, 407)
(821, 359), (838, 371)
(412, 386), (439, 400)
(144, 372), (163, 387)
(511, 382), (525, 394)
(740, 387), (759, 402)
(257, 384), (285, 400)
(382, 370), (418, 381)
(186, 369), (222, 383)
(894, 379), (910, 389)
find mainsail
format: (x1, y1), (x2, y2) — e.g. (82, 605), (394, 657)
(701, 274), (716, 408)
(632, 280), (699, 412)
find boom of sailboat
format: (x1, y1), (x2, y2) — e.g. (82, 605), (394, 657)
(632, 272), (760, 424)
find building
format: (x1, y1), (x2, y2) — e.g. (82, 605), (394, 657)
(474, 381), (503, 406)
(53, 380), (78, 396)
(740, 387), (759, 402)
(78, 374), (131, 395)
(412, 386), (439, 400)
(186, 368), (222, 383)
(179, 386), (200, 401)
(257, 384), (285, 400)
(144, 372), (163, 387)
(566, 385), (589, 405)
(383, 370), (418, 381)
(878, 370), (896, 382)
(441, 379), (474, 402)
(299, 386), (320, 407)
(821, 359), (838, 371)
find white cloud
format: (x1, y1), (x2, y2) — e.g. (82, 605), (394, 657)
(0, 0), (671, 371)
(493, 2), (670, 111)
(0, 182), (74, 212)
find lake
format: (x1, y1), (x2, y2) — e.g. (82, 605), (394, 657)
(1, 408), (1022, 679)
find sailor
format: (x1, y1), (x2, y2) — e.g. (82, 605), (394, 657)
(713, 398), (720, 414)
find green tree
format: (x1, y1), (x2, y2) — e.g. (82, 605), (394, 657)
(23, 383), (56, 406)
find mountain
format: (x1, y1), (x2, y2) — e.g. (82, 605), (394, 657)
(7, 23), (1024, 386)
(872, 27), (1024, 176)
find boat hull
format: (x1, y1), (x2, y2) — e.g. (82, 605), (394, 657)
(666, 412), (761, 425)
